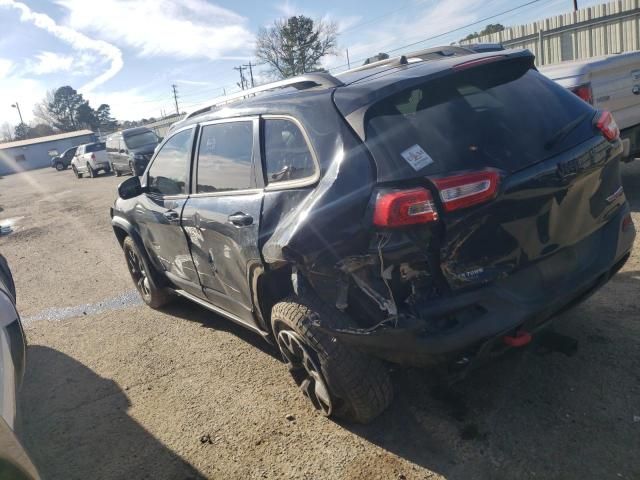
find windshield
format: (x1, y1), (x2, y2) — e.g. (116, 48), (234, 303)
(85, 142), (106, 153)
(124, 131), (158, 149)
(363, 66), (595, 180)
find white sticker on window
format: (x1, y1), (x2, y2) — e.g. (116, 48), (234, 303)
(400, 144), (433, 171)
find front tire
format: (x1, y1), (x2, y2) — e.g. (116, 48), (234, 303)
(122, 236), (172, 309)
(72, 166), (82, 179)
(129, 161), (136, 176)
(271, 292), (393, 423)
(115, 168), (121, 177)
(87, 163), (95, 178)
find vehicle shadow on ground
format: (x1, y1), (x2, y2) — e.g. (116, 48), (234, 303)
(160, 297), (280, 360)
(343, 271), (640, 479)
(20, 346), (206, 480)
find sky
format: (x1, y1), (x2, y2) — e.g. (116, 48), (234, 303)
(0, 0), (606, 126)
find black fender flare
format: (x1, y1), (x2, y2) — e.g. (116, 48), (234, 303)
(111, 215), (168, 287)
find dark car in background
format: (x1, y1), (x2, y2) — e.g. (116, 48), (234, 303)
(111, 48), (635, 423)
(0, 256), (39, 480)
(106, 127), (160, 177)
(50, 146), (77, 171)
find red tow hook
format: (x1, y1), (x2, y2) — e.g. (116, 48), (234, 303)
(503, 330), (532, 347)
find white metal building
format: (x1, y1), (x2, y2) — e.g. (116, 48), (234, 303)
(0, 130), (96, 176)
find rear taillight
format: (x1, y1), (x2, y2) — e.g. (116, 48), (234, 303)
(431, 170), (500, 212)
(570, 83), (593, 104)
(373, 188), (438, 227)
(596, 110), (620, 141)
(91, 153), (96, 160)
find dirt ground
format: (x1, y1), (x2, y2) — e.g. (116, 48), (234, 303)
(0, 165), (639, 480)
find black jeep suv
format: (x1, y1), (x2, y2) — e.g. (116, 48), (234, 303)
(111, 48), (635, 423)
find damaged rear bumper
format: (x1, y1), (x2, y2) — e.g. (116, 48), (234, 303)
(322, 205), (636, 368)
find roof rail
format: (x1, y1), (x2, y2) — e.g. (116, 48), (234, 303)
(340, 45), (477, 76)
(184, 72), (344, 120)
(344, 55), (409, 74)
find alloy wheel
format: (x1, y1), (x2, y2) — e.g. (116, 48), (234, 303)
(126, 246), (150, 299)
(276, 329), (333, 416)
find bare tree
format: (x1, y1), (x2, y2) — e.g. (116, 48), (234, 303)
(32, 89), (57, 129)
(256, 15), (338, 79)
(0, 122), (13, 142)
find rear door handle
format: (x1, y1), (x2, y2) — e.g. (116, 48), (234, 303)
(163, 210), (180, 223)
(228, 212), (253, 227)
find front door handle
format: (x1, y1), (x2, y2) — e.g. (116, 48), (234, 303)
(163, 210), (180, 223)
(228, 212), (253, 227)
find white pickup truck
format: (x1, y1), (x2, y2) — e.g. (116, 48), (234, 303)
(71, 141), (111, 178)
(539, 51), (640, 162)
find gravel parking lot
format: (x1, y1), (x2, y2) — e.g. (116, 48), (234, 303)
(0, 166), (639, 480)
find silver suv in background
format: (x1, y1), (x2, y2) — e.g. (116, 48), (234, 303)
(71, 142), (110, 178)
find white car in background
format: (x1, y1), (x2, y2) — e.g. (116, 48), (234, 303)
(539, 51), (640, 162)
(71, 142), (111, 178)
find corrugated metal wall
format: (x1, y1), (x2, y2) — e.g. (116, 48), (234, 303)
(461, 0), (640, 66)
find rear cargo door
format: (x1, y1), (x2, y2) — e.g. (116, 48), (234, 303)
(348, 55), (624, 291)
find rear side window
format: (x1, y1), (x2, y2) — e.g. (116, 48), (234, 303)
(364, 64), (595, 179)
(263, 118), (316, 183)
(196, 121), (253, 193)
(147, 129), (192, 196)
(85, 142), (106, 153)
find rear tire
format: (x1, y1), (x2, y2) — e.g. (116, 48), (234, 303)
(271, 291), (393, 424)
(122, 236), (172, 309)
(55, 162), (64, 171)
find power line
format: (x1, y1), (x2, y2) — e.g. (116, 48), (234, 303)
(327, 0), (549, 72)
(171, 84), (180, 114)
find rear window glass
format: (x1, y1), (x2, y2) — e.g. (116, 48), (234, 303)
(85, 142), (106, 153)
(264, 119), (316, 184)
(364, 65), (595, 179)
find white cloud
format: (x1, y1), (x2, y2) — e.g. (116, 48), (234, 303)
(0, 0), (123, 92)
(275, 0), (297, 18)
(57, 0), (254, 60)
(324, 0), (485, 71)
(27, 51), (74, 75)
(0, 58), (13, 79)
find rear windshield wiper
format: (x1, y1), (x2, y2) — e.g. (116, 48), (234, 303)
(544, 112), (591, 151)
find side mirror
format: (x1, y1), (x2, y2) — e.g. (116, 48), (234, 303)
(118, 176), (143, 200)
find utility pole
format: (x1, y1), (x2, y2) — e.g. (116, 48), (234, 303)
(11, 102), (24, 124)
(234, 66), (247, 90)
(573, 0), (578, 10)
(171, 84), (180, 115)
(243, 62), (256, 88)
(346, 49), (351, 69)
